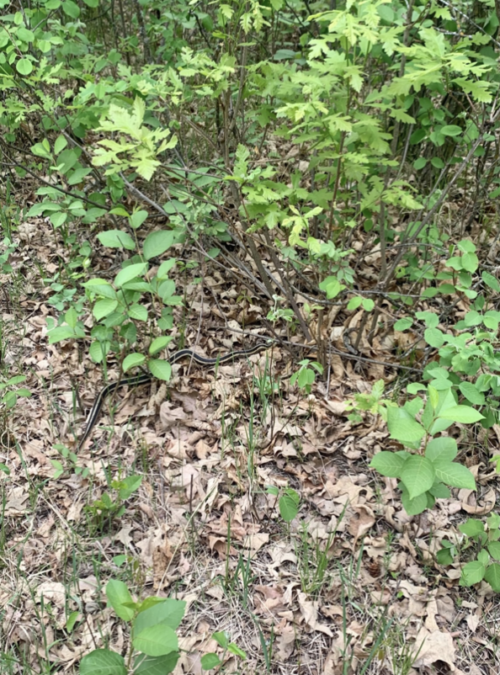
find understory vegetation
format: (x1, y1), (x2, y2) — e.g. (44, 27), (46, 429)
(2, 0), (500, 672)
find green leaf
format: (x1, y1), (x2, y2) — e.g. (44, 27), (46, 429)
(487, 542), (500, 561)
(413, 157), (427, 170)
(48, 326), (76, 343)
(424, 327), (444, 348)
(461, 561), (485, 586)
(400, 456), (435, 499)
(436, 548), (454, 565)
(115, 263), (148, 287)
(428, 482), (450, 499)
(123, 353), (146, 372)
(62, 0), (80, 18)
(394, 318), (412, 331)
(135, 599), (186, 632)
(387, 407), (426, 445)
(106, 580), (135, 621)
(485, 563), (500, 592)
(149, 336), (172, 355)
(482, 271), (500, 292)
(441, 125), (462, 137)
(128, 304), (148, 321)
(438, 406), (483, 423)
(401, 488), (429, 515)
(433, 461), (476, 489)
(201, 654), (222, 670)
(16, 58), (33, 75)
(279, 490), (300, 522)
(129, 210), (149, 230)
(228, 643), (247, 659)
(143, 230), (175, 260)
(319, 276), (345, 299)
(134, 653), (180, 675)
(133, 624), (178, 657)
(459, 519), (484, 538)
(97, 230), (136, 250)
(149, 359), (172, 381)
(94, 299), (118, 321)
(80, 649), (126, 675)
(458, 382), (485, 406)
(425, 437), (457, 462)
(370, 452), (406, 478)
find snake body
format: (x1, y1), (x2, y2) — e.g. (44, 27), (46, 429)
(78, 342), (273, 450)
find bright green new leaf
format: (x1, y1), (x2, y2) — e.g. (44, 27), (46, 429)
(106, 580), (135, 621)
(149, 359), (172, 381)
(123, 353), (146, 372)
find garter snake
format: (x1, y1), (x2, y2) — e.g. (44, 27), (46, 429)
(77, 341), (274, 451)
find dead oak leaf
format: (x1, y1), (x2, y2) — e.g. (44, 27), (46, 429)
(297, 591), (334, 637)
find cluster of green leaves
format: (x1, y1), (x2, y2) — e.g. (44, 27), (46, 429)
(368, 382), (478, 515)
(0, 374), (31, 410)
(438, 515), (500, 592)
(84, 475), (142, 532)
(46, 209), (182, 376)
(396, 239), (500, 427)
(80, 580), (245, 675)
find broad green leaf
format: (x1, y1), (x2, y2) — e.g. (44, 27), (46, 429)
(201, 654), (222, 670)
(485, 563), (500, 592)
(482, 271), (500, 292)
(133, 624), (178, 657)
(94, 299), (118, 321)
(428, 482), (450, 499)
(143, 230), (175, 260)
(458, 382), (484, 406)
(487, 542), (500, 561)
(134, 653), (180, 675)
(48, 326), (76, 343)
(459, 519), (484, 538)
(97, 230), (136, 250)
(438, 405), (483, 423)
(400, 456), (435, 499)
(16, 58), (33, 75)
(149, 336), (172, 355)
(387, 407), (425, 445)
(279, 491), (300, 522)
(370, 451), (406, 478)
(441, 125), (462, 137)
(393, 318), (412, 331)
(134, 599), (186, 633)
(424, 328), (444, 348)
(106, 580), (135, 621)
(433, 461), (476, 489)
(130, 210), (149, 230)
(128, 304), (148, 321)
(425, 437), (457, 462)
(460, 561), (485, 586)
(401, 488), (428, 515)
(149, 359), (172, 381)
(123, 353), (146, 372)
(115, 263), (148, 287)
(80, 649), (126, 675)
